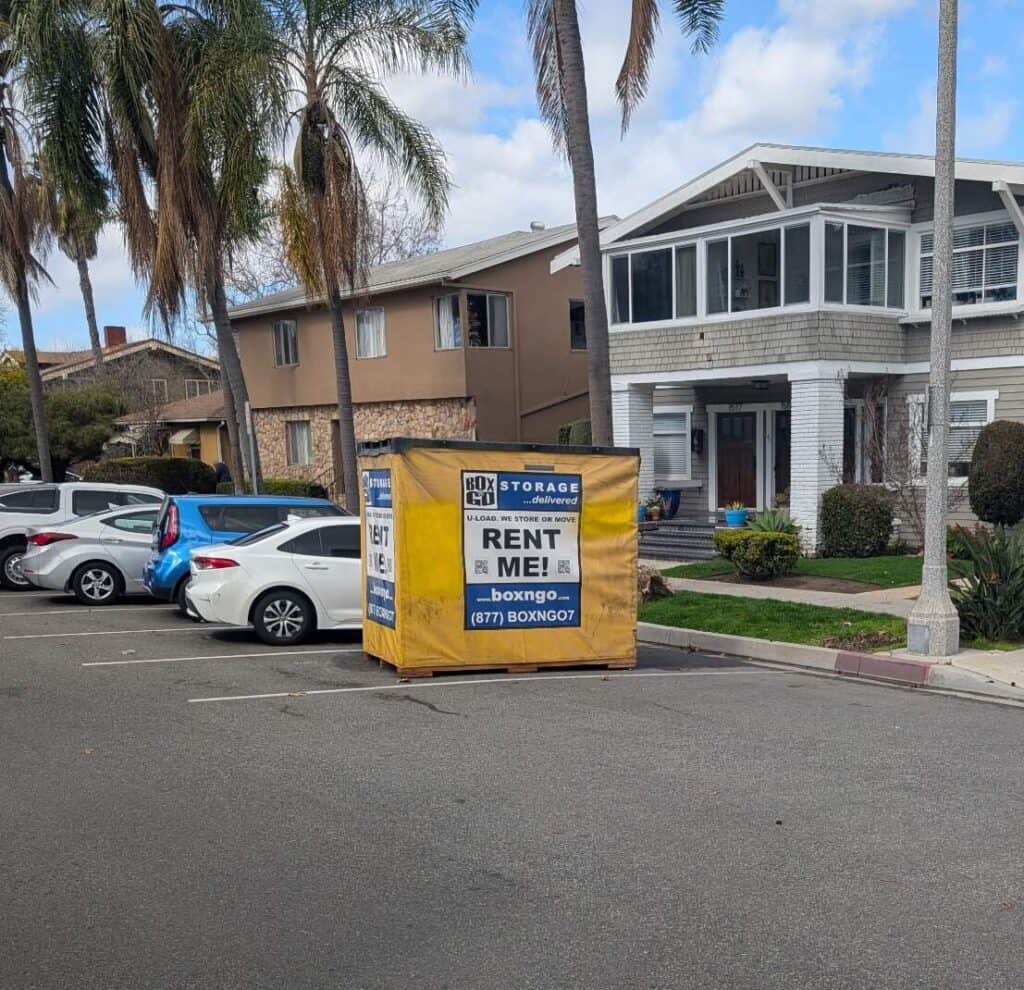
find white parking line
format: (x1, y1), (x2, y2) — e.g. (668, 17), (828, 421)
(188, 667), (778, 704)
(84, 647), (364, 667)
(0, 605), (176, 618)
(5, 625), (234, 640)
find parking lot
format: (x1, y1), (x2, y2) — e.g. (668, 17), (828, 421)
(3, 587), (1024, 989)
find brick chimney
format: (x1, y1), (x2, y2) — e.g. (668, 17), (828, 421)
(103, 325), (127, 349)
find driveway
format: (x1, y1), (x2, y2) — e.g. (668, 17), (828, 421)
(1, 588), (1022, 989)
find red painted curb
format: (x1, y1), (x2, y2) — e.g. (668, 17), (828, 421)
(834, 651), (932, 686)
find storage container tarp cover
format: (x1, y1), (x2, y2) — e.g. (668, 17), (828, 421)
(359, 439), (639, 671)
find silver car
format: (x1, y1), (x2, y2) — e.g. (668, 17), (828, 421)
(21, 504), (162, 605)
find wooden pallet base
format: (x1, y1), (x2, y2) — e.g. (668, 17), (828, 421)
(368, 654), (637, 680)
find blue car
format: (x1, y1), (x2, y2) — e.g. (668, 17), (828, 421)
(145, 494), (346, 610)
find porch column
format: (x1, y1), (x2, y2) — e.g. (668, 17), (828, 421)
(788, 371), (846, 553)
(612, 383), (655, 498)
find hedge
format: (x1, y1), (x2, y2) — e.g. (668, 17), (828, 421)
(82, 456), (215, 494)
(215, 477), (329, 499)
(558, 418), (592, 445)
(968, 420), (1024, 528)
(819, 484), (893, 558)
(713, 529), (800, 580)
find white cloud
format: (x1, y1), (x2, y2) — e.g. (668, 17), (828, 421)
(979, 54), (1010, 78)
(960, 102), (1017, 153)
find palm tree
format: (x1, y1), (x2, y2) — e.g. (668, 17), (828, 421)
(272, 0), (469, 510)
(0, 9), (52, 480)
(528, 0), (724, 445)
(53, 198), (107, 369)
(98, 0), (283, 491)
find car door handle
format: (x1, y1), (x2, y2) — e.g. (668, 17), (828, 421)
(304, 562), (329, 571)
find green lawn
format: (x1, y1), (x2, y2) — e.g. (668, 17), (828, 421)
(967, 637), (1024, 652)
(661, 554), (969, 589)
(639, 591), (906, 650)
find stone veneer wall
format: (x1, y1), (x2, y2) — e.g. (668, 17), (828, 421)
(254, 397), (477, 488)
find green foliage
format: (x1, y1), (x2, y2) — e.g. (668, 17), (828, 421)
(215, 477), (329, 498)
(950, 527), (1024, 642)
(558, 418), (592, 445)
(968, 420), (1024, 528)
(747, 508), (800, 535)
(713, 529), (800, 580)
(946, 524), (984, 561)
(83, 457), (215, 494)
(819, 484), (893, 558)
(0, 369), (122, 480)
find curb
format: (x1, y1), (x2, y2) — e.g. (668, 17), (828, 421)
(637, 622), (1024, 703)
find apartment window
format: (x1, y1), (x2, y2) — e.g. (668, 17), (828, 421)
(273, 320), (299, 367)
(630, 248), (672, 322)
(467, 293), (509, 347)
(610, 256), (630, 323)
(286, 420), (313, 466)
(434, 294), (462, 349)
(674, 245), (697, 317)
(825, 222), (906, 308)
(732, 228), (780, 312)
(653, 407), (691, 482)
(149, 379), (168, 401)
(707, 239), (729, 314)
(356, 307), (386, 358)
(569, 300), (587, 350)
(784, 224), (811, 304)
(919, 219), (1018, 308)
(908, 392), (995, 479)
(185, 379), (215, 400)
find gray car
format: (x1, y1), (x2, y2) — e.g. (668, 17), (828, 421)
(20, 504), (162, 605)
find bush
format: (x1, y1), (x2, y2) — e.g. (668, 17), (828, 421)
(969, 420), (1024, 528)
(83, 456), (215, 494)
(713, 529), (800, 580)
(747, 508), (800, 535)
(950, 527), (1024, 642)
(946, 524), (983, 561)
(558, 418), (592, 446)
(214, 477), (329, 499)
(819, 484), (893, 558)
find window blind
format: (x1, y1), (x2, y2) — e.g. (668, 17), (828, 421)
(653, 410), (690, 480)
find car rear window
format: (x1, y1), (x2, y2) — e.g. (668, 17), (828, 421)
(231, 523), (288, 547)
(198, 503), (340, 534)
(0, 488), (59, 512)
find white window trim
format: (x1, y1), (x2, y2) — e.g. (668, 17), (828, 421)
(184, 378), (214, 399)
(285, 420), (313, 467)
(149, 378), (168, 401)
(433, 293), (462, 351)
(706, 402), (788, 512)
(355, 306), (387, 359)
(907, 389), (998, 486)
(652, 403), (693, 484)
(465, 291), (512, 349)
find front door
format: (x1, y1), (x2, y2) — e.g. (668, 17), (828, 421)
(717, 412), (757, 508)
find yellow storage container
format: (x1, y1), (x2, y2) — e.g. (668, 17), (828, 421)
(359, 438), (640, 678)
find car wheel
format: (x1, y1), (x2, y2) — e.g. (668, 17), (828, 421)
(0, 543), (30, 590)
(175, 579), (192, 615)
(253, 590), (314, 646)
(72, 563), (123, 606)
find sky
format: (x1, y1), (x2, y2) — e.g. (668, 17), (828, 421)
(4, 0), (1023, 353)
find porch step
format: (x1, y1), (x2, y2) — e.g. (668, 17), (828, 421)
(639, 519), (718, 562)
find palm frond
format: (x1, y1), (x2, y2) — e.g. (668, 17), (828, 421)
(277, 163), (322, 295)
(615, 0), (659, 133)
(526, 0), (567, 154)
(673, 0), (724, 54)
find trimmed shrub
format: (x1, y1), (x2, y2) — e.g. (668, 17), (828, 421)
(558, 418), (592, 446)
(968, 420), (1024, 528)
(214, 477), (329, 499)
(747, 508), (800, 535)
(950, 526), (1024, 642)
(819, 484), (893, 558)
(82, 456), (215, 494)
(713, 529), (800, 580)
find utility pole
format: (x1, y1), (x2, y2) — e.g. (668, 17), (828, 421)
(908, 0), (960, 657)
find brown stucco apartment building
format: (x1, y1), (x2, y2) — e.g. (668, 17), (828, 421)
(228, 220), (607, 492)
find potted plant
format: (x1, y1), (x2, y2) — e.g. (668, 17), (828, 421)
(645, 491), (663, 521)
(724, 501), (748, 528)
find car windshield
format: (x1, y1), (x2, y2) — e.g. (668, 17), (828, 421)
(230, 523), (288, 547)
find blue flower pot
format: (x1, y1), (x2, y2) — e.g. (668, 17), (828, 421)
(637, 504), (648, 522)
(724, 508), (748, 528)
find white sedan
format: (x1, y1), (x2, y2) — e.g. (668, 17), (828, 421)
(20, 504), (161, 604)
(185, 516), (362, 645)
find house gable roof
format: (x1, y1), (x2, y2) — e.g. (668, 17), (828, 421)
(550, 143), (1024, 270)
(116, 388), (225, 426)
(39, 338), (219, 381)
(227, 217), (617, 320)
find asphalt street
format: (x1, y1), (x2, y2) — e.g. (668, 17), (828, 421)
(2, 588), (1023, 989)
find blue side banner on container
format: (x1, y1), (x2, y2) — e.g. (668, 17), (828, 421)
(461, 470), (582, 630)
(363, 468), (396, 628)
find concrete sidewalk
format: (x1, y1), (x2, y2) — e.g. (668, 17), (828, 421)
(664, 575), (919, 618)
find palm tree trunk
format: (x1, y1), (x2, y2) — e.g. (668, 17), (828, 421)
(218, 366), (246, 493)
(76, 249), (104, 368)
(553, 0), (613, 446)
(327, 282), (359, 512)
(14, 273), (54, 482)
(205, 264), (263, 490)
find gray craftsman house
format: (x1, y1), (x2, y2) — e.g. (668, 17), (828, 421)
(553, 145), (1024, 552)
